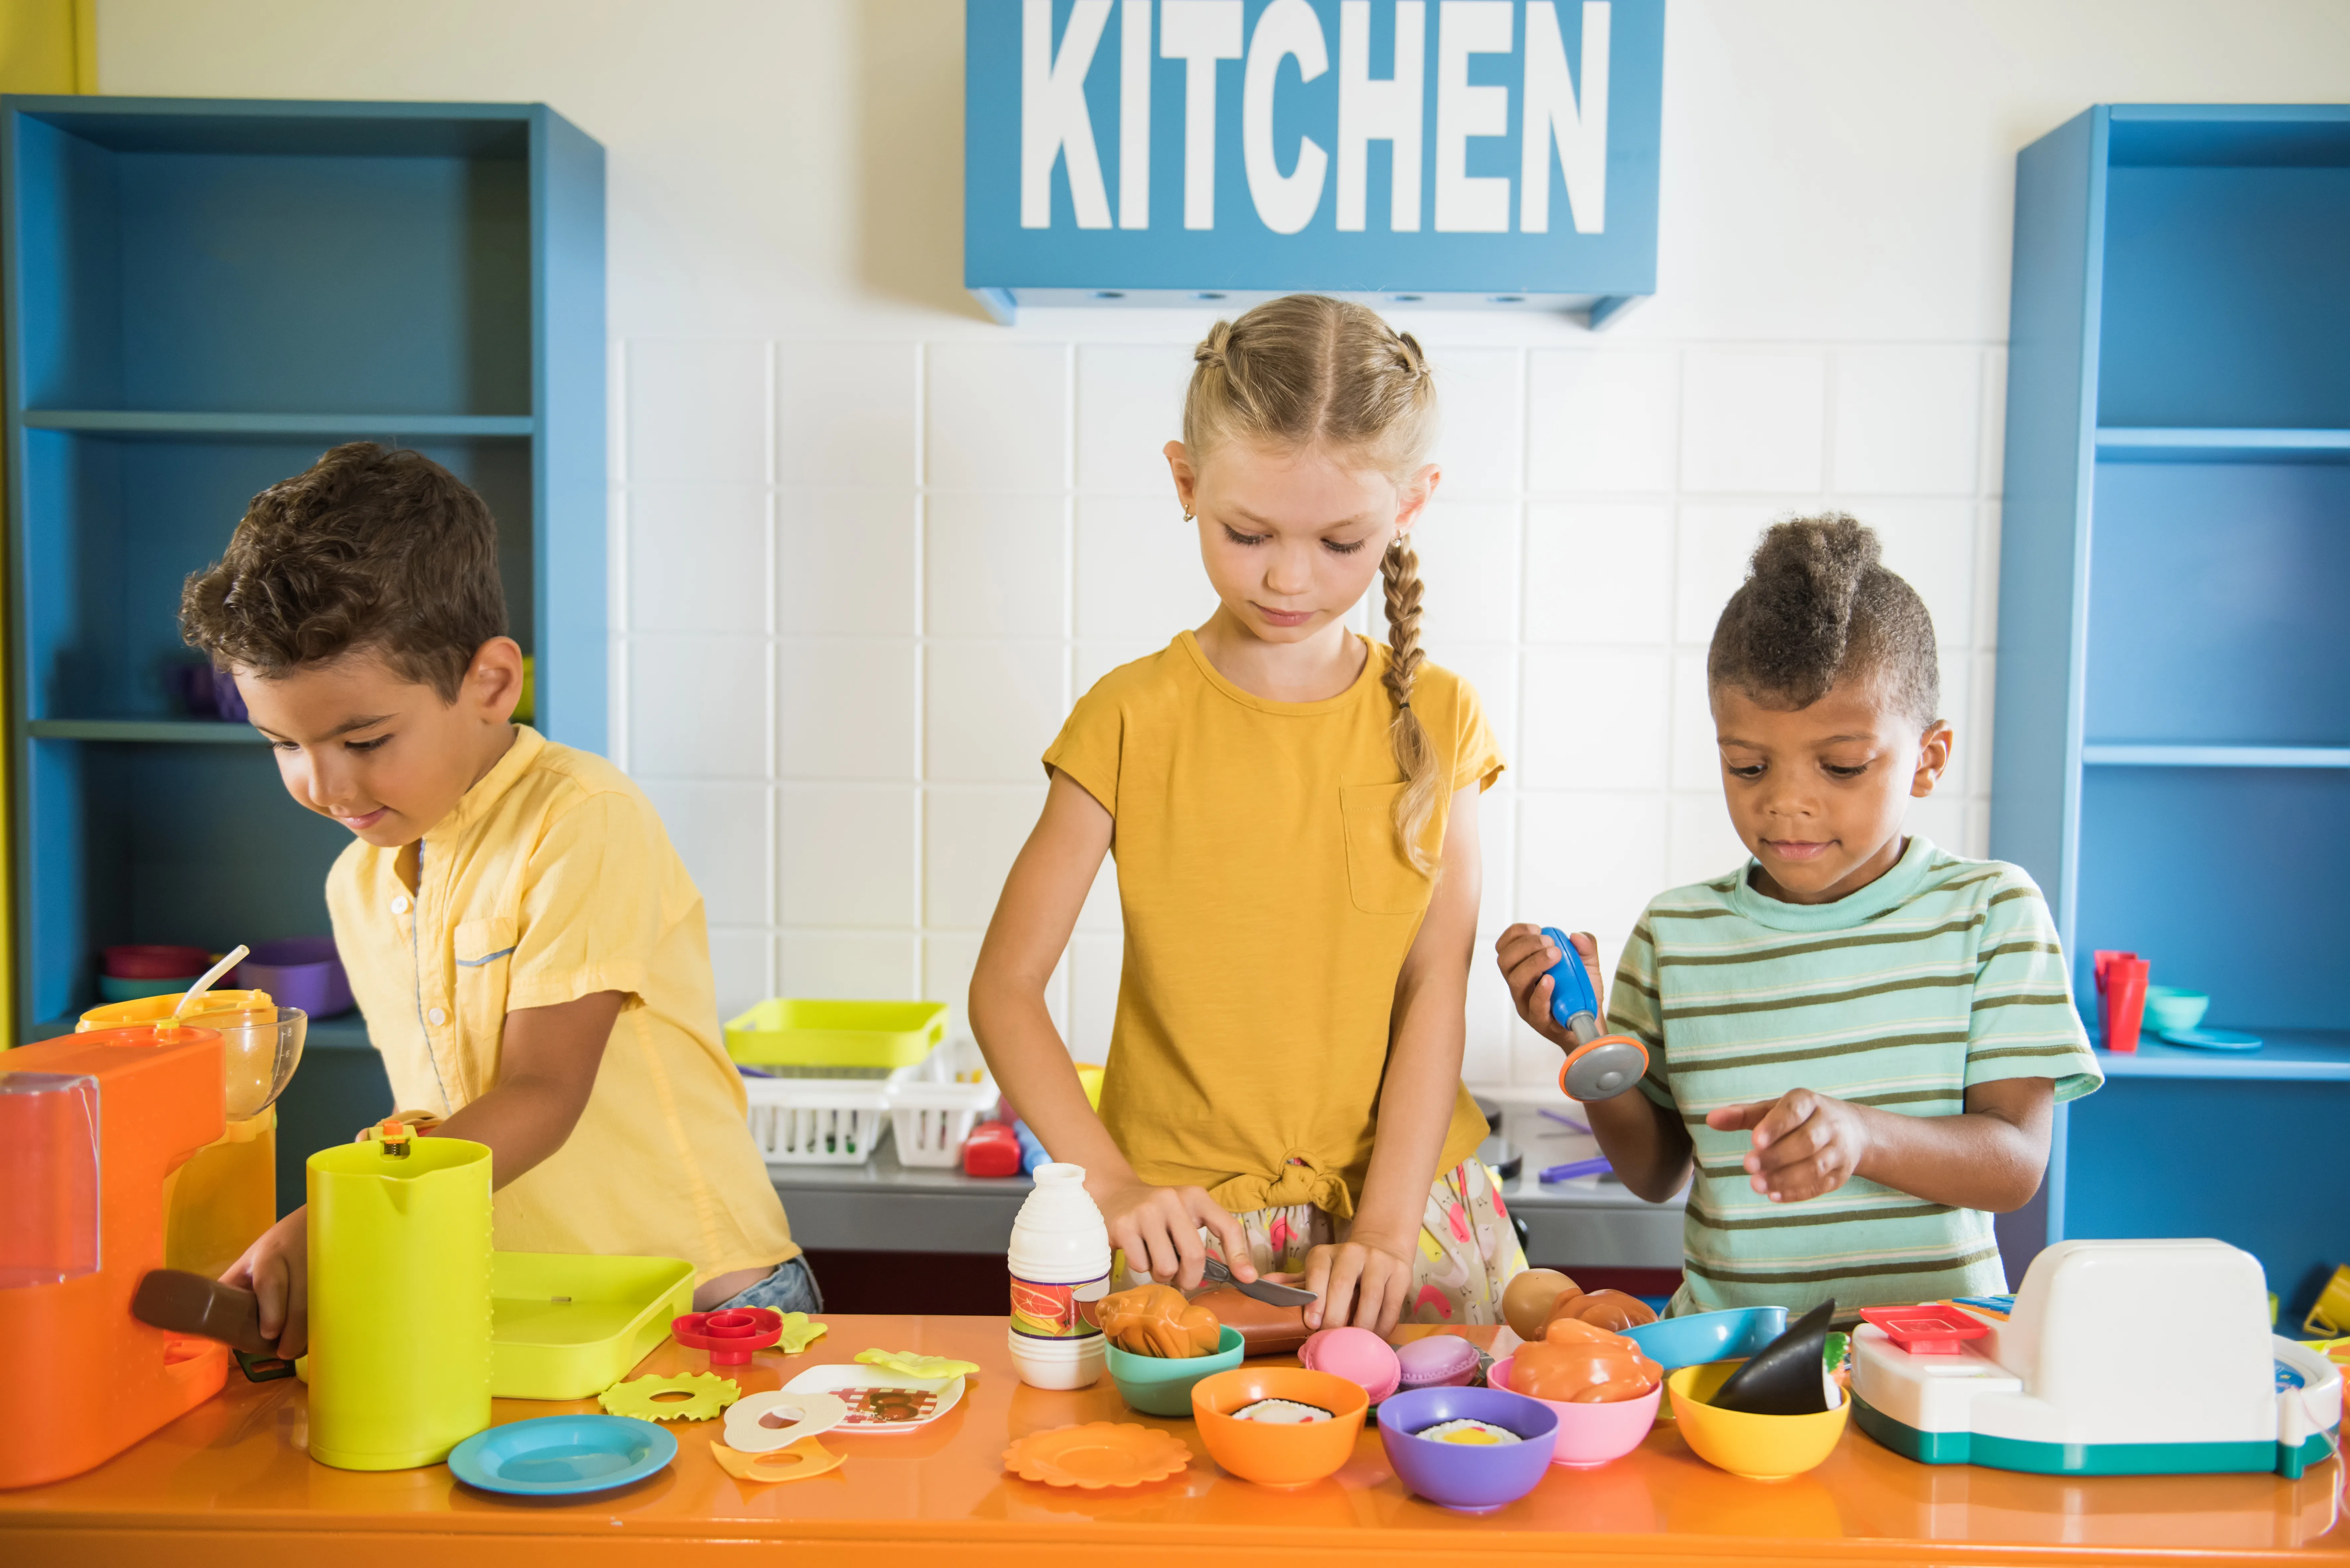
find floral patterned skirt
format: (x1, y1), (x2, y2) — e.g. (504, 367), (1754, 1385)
(1117, 1159), (1527, 1326)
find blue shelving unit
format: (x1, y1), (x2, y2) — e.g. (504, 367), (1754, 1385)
(1, 97), (605, 1203)
(1992, 104), (2349, 1316)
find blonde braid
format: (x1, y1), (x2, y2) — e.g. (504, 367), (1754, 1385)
(1382, 535), (1440, 875)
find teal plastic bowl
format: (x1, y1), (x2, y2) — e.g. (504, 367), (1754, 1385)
(99, 972), (196, 1003)
(1107, 1325), (1245, 1415)
(2143, 987), (2209, 1034)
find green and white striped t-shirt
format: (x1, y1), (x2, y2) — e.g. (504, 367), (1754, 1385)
(1607, 837), (2101, 1322)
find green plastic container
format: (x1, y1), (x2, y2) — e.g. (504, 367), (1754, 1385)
(490, 1252), (697, 1399)
(1107, 1326), (1246, 1416)
(724, 999), (948, 1075)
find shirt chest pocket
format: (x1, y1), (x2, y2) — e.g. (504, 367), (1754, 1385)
(453, 916), (518, 1036)
(1339, 783), (1433, 917)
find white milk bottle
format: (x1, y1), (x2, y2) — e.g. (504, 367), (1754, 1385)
(1006, 1162), (1111, 1389)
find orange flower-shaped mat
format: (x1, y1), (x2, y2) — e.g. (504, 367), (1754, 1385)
(1002, 1422), (1191, 1489)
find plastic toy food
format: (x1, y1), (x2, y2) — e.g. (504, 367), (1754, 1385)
(1501, 1268), (1580, 1341)
(1394, 1334), (1480, 1390)
(1710, 1300), (1834, 1416)
(1543, 1286), (1659, 1334)
(1233, 1398), (1334, 1422)
(1007, 1163), (1111, 1390)
(1511, 1317), (1663, 1403)
(1419, 1418), (1522, 1445)
(710, 1434), (843, 1484)
(855, 1348), (982, 1380)
(599, 1372), (743, 1423)
(723, 1390), (848, 1454)
(1298, 1326), (1402, 1401)
(1002, 1422), (1192, 1488)
(1099, 1284), (1223, 1358)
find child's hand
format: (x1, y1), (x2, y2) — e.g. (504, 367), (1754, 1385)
(221, 1206), (310, 1359)
(1301, 1235), (1415, 1335)
(1094, 1180), (1255, 1290)
(1706, 1090), (1873, 1202)
(1494, 923), (1603, 1052)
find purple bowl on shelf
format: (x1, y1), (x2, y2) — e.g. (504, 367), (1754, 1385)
(211, 667), (250, 724)
(237, 936), (352, 1017)
(1376, 1386), (1559, 1513)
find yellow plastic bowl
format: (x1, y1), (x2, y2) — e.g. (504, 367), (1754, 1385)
(1667, 1360), (1848, 1481)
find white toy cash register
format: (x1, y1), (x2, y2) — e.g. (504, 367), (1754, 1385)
(1851, 1239), (2341, 1478)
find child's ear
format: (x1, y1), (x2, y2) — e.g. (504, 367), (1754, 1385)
(1910, 719), (1955, 798)
(464, 636), (526, 723)
(1393, 462), (1442, 533)
(1165, 441), (1197, 514)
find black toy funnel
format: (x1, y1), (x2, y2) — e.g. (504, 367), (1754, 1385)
(1709, 1299), (1835, 1415)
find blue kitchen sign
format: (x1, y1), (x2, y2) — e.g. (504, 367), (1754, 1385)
(964, 0), (1663, 322)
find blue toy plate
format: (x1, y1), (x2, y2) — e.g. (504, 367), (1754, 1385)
(2157, 1028), (2262, 1052)
(448, 1414), (677, 1496)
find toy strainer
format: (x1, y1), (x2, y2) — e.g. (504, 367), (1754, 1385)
(1539, 927), (1649, 1102)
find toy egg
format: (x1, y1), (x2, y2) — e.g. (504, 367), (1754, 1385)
(1502, 1268), (1580, 1341)
(1512, 1317), (1663, 1403)
(1298, 1327), (1401, 1403)
(1394, 1334), (1480, 1390)
(1377, 1388), (1559, 1512)
(1543, 1286), (1659, 1334)
(1192, 1368), (1369, 1488)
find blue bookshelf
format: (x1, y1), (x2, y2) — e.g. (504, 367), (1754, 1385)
(1992, 105), (2349, 1317)
(1, 96), (605, 1207)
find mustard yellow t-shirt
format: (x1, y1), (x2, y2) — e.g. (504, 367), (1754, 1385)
(1042, 632), (1502, 1220)
(326, 727), (796, 1286)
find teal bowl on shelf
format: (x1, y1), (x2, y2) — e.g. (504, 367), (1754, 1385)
(98, 972), (197, 1003)
(2142, 987), (2210, 1035)
(1106, 1325), (1245, 1416)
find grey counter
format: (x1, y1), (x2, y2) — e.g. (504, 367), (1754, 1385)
(769, 1100), (1684, 1267)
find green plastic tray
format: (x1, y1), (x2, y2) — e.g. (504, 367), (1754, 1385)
(491, 1252), (695, 1399)
(724, 998), (948, 1073)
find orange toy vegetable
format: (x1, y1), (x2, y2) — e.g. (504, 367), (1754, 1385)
(1512, 1317), (1663, 1403)
(1098, 1284), (1222, 1358)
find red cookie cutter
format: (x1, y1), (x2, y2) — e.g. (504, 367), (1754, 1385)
(672, 1307), (784, 1364)
(1858, 1304), (1990, 1356)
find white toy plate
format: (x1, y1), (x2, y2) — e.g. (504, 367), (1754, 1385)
(724, 1390), (849, 1454)
(781, 1362), (966, 1433)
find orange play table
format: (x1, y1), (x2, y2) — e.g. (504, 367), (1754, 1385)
(0, 1316), (2340, 1566)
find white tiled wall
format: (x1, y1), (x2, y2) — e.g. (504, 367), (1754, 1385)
(616, 334), (2002, 1092)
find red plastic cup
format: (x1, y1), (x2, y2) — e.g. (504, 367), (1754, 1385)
(2102, 957), (2149, 1054)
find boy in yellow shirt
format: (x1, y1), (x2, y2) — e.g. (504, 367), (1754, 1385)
(181, 442), (806, 1356)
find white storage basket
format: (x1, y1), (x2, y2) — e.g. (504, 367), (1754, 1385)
(743, 1074), (891, 1165)
(883, 1038), (1000, 1168)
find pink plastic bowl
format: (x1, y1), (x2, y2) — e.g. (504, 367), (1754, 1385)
(1489, 1353), (1663, 1468)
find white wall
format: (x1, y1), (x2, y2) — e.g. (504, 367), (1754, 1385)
(101, 1), (2350, 1090)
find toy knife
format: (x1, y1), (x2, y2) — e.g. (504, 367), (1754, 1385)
(1200, 1256), (1317, 1307)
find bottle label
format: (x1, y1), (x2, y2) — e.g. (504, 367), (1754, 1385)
(1009, 1270), (1109, 1339)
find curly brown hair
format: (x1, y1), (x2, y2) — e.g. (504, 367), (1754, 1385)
(179, 442), (508, 700)
(1707, 513), (1940, 727)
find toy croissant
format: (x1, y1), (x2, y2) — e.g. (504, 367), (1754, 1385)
(1098, 1284), (1223, 1358)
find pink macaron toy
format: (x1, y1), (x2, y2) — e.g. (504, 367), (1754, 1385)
(1297, 1326), (1401, 1404)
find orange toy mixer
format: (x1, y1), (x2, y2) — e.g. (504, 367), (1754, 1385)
(77, 991), (307, 1279)
(0, 1025), (231, 1489)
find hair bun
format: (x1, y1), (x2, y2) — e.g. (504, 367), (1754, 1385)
(1196, 319), (1235, 369)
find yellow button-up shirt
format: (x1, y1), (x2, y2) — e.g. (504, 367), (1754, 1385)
(326, 726), (796, 1284)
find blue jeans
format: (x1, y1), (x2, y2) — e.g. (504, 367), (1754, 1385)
(713, 1254), (824, 1315)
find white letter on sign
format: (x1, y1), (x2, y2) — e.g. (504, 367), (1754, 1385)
(1120, 0), (1152, 228)
(1022, 0), (1114, 229)
(1337, 1), (1425, 232)
(1161, 0), (1244, 229)
(1433, 0), (1511, 233)
(1242, 0), (1329, 235)
(1521, 1), (1608, 233)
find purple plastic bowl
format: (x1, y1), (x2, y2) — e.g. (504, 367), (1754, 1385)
(1377, 1386), (1559, 1513)
(238, 936), (353, 1017)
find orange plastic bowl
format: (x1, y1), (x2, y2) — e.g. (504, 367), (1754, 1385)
(1190, 1367), (1369, 1488)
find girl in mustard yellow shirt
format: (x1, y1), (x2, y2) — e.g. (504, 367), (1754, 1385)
(970, 296), (1522, 1333)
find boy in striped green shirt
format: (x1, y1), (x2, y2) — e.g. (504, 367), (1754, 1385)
(1500, 516), (2099, 1320)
